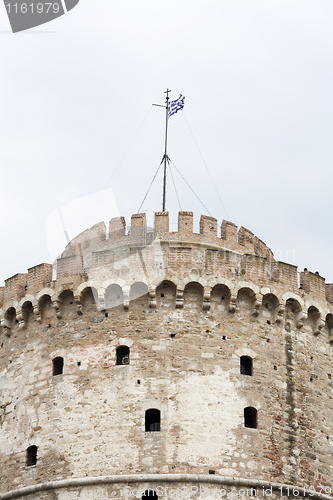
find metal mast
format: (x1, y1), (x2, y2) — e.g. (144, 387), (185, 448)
(162, 88), (170, 212)
(153, 88), (171, 212)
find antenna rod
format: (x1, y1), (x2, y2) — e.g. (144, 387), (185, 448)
(162, 88), (171, 212)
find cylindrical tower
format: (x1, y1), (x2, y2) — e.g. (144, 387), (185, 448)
(0, 211), (332, 500)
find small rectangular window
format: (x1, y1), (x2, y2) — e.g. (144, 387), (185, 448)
(145, 409), (161, 432)
(240, 356), (252, 376)
(26, 445), (37, 466)
(116, 346), (130, 365)
(52, 357), (64, 376)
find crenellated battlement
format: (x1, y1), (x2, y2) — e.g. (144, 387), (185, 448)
(60, 212), (275, 261)
(1, 211), (333, 340)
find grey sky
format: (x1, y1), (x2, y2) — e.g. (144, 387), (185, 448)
(1, 0), (333, 287)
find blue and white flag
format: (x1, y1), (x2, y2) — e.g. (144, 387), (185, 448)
(168, 94), (185, 118)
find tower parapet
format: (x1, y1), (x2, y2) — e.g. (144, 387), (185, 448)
(1, 212), (331, 314)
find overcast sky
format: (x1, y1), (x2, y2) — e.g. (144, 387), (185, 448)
(1, 0), (333, 288)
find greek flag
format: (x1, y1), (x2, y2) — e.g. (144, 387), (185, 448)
(168, 94), (185, 118)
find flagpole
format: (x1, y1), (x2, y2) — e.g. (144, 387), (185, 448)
(153, 89), (185, 212)
(162, 88), (171, 212)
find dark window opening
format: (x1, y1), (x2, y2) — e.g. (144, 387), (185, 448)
(222, 335), (226, 340)
(116, 346), (130, 365)
(52, 357), (64, 376)
(142, 491), (158, 500)
(170, 333), (176, 338)
(77, 361), (81, 366)
(26, 445), (37, 466)
(145, 408), (161, 432)
(161, 293), (164, 298)
(244, 407), (257, 428)
(105, 312), (108, 317)
(209, 470), (215, 475)
(240, 356), (252, 376)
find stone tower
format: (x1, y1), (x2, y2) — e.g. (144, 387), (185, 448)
(1, 211), (333, 500)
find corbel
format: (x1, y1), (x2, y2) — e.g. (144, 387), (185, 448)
(74, 293), (83, 315)
(229, 292), (237, 313)
(148, 285), (157, 309)
(275, 302), (285, 324)
(123, 287), (130, 310)
(176, 286), (184, 309)
(98, 291), (106, 312)
(296, 311), (307, 329)
(203, 286), (212, 311)
(2, 319), (12, 337)
(16, 310), (26, 330)
(52, 299), (62, 319)
(314, 317), (325, 336)
(252, 293), (262, 317)
(33, 304), (42, 324)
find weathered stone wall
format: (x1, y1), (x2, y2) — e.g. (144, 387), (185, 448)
(1, 212), (333, 498)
